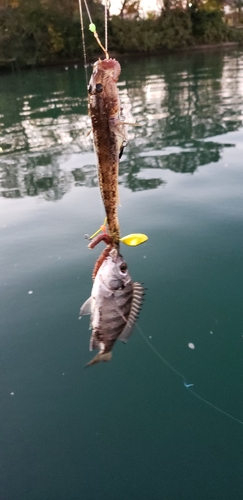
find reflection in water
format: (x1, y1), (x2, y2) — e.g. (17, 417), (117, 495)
(0, 153), (73, 200)
(0, 51), (243, 199)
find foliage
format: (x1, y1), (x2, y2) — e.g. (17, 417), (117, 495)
(190, 8), (242, 43)
(109, 13), (189, 54)
(0, 0), (243, 68)
(109, 16), (143, 52)
(191, 9), (227, 42)
(119, 0), (140, 19)
(157, 9), (193, 49)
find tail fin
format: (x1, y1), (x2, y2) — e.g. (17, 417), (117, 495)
(85, 351), (112, 368)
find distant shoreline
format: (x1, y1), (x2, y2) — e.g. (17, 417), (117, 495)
(176, 41), (240, 51)
(0, 41), (242, 73)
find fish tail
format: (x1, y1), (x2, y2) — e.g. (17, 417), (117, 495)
(85, 351), (112, 367)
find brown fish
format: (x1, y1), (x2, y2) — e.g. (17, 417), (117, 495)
(88, 58), (126, 247)
(79, 247), (144, 367)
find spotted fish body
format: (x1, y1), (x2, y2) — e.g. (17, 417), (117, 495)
(80, 248), (144, 366)
(88, 59), (126, 247)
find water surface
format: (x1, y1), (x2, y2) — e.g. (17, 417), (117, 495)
(1, 50), (243, 500)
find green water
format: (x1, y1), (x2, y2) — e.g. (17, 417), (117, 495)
(1, 50), (243, 499)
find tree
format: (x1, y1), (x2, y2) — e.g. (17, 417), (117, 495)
(119, 0), (140, 19)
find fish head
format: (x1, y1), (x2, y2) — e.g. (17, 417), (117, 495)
(88, 59), (121, 115)
(98, 247), (132, 291)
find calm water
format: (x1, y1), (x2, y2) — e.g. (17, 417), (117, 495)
(1, 50), (243, 499)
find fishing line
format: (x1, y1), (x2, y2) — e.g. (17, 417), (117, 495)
(104, 0), (108, 52)
(81, 0), (109, 58)
(78, 0), (88, 87)
(136, 323), (243, 426)
(82, 0), (92, 25)
(78, 0), (109, 86)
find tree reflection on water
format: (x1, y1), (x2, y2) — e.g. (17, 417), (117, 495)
(0, 51), (242, 199)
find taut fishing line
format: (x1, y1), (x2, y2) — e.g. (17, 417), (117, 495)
(78, 0), (109, 80)
(81, 0), (109, 58)
(78, 0), (88, 87)
(104, 0), (108, 52)
(136, 324), (243, 426)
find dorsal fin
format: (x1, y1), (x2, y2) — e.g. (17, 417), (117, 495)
(118, 282), (144, 343)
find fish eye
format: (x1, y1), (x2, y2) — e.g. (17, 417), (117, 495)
(95, 83), (103, 93)
(119, 262), (127, 274)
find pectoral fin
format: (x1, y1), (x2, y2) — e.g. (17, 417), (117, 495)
(79, 296), (92, 318)
(118, 282), (144, 343)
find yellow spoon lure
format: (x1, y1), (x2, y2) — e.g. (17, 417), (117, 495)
(88, 219), (148, 248)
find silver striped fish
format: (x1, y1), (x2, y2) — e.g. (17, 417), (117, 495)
(79, 247), (144, 367)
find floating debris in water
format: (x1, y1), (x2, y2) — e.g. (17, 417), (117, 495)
(10, 392), (14, 396)
(210, 331), (213, 335)
(188, 342), (195, 349)
(149, 336), (152, 339)
(28, 291), (33, 295)
(183, 381), (194, 388)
